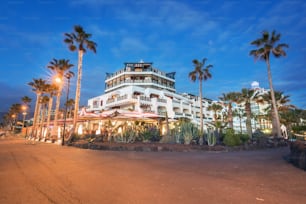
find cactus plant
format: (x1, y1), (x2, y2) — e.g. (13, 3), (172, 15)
(180, 122), (198, 145)
(207, 129), (216, 146)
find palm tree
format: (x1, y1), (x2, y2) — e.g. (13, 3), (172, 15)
(207, 103), (223, 144)
(21, 96), (32, 109)
(21, 96), (32, 125)
(44, 84), (58, 137)
(207, 103), (223, 124)
(233, 107), (245, 134)
(237, 88), (257, 138)
(219, 92), (240, 129)
(250, 30), (288, 137)
(257, 91), (293, 136)
(189, 58), (213, 141)
(65, 98), (75, 118)
(8, 103), (21, 130)
(64, 25), (97, 134)
(28, 78), (48, 136)
(38, 95), (49, 139)
(47, 58), (74, 135)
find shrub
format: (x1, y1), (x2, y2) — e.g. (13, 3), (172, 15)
(252, 129), (266, 138)
(140, 126), (161, 142)
(238, 133), (249, 143)
(292, 125), (306, 134)
(223, 128), (241, 146)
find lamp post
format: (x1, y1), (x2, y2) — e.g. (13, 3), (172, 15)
(11, 114), (16, 132)
(62, 71), (74, 146)
(21, 105), (27, 127)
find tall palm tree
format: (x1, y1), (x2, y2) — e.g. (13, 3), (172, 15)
(44, 84), (58, 136)
(28, 78), (48, 136)
(189, 58), (213, 141)
(39, 95), (49, 139)
(47, 58), (74, 135)
(250, 30), (288, 137)
(64, 25), (97, 134)
(237, 88), (257, 138)
(219, 92), (240, 129)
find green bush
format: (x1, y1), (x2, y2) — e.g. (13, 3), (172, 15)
(238, 133), (249, 143)
(292, 126), (306, 134)
(223, 128), (241, 146)
(140, 126), (160, 142)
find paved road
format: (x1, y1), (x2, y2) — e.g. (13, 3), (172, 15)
(0, 137), (305, 204)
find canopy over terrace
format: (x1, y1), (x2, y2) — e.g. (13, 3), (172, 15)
(78, 108), (161, 121)
(72, 108), (162, 136)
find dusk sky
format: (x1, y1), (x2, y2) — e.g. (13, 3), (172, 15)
(1, 0), (306, 113)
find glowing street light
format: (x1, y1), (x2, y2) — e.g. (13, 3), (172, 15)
(11, 114), (16, 132)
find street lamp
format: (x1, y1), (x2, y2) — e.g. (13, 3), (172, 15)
(11, 114), (16, 132)
(21, 105), (27, 126)
(62, 71), (74, 146)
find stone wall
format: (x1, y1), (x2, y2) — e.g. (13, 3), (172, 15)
(289, 141), (306, 170)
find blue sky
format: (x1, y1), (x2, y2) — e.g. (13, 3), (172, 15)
(0, 0), (306, 113)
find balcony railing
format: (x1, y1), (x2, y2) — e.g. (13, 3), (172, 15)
(157, 98), (167, 103)
(105, 79), (175, 90)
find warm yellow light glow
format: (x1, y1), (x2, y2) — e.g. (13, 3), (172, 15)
(55, 76), (62, 84)
(78, 125), (83, 135)
(162, 126), (166, 135)
(118, 127), (122, 134)
(21, 105), (27, 111)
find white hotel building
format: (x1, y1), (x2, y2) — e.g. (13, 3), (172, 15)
(86, 61), (216, 131)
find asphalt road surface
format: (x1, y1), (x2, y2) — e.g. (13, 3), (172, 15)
(0, 137), (305, 204)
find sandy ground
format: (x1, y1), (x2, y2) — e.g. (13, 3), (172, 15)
(0, 135), (305, 204)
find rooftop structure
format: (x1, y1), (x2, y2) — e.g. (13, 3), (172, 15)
(104, 62), (176, 93)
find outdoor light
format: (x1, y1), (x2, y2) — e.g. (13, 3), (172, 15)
(55, 76), (62, 84)
(12, 114), (16, 132)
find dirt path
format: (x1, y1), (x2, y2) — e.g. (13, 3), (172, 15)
(0, 137), (305, 204)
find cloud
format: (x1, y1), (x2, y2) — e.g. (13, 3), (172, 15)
(111, 37), (149, 57)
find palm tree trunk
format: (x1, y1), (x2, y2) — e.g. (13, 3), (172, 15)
(52, 88), (62, 137)
(199, 80), (203, 145)
(36, 99), (42, 139)
(239, 116), (242, 134)
(40, 104), (47, 139)
(72, 50), (84, 134)
(266, 58), (282, 137)
(46, 96), (53, 137)
(245, 102), (252, 138)
(32, 93), (41, 137)
(228, 103), (233, 129)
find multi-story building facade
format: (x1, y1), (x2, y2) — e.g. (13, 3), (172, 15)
(86, 61), (216, 131)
